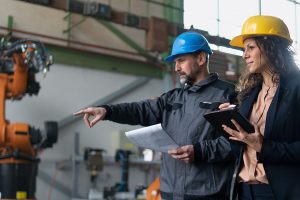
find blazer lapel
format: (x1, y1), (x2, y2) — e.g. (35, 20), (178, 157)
(264, 76), (288, 138)
(239, 86), (261, 118)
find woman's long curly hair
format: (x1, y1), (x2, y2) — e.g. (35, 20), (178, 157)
(236, 36), (298, 103)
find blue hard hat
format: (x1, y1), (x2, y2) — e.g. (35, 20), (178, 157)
(165, 31), (213, 62)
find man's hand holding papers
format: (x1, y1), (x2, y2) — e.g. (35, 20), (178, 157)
(125, 124), (179, 153)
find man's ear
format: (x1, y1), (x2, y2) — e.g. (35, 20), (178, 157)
(197, 52), (207, 65)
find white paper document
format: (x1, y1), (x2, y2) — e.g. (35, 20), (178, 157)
(125, 124), (179, 153)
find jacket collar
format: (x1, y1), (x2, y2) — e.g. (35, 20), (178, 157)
(188, 73), (219, 92)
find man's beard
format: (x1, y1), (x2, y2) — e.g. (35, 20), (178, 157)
(179, 75), (187, 85)
(180, 75), (194, 85)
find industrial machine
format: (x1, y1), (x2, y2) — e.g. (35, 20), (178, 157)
(0, 38), (58, 199)
(84, 147), (105, 183)
(81, 146), (160, 200)
(146, 177), (160, 200)
(102, 150), (132, 200)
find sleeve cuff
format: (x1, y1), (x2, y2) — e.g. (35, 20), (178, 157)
(98, 105), (112, 120)
(256, 139), (268, 163)
(193, 143), (202, 162)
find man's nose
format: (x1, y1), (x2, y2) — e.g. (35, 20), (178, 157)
(175, 62), (181, 72)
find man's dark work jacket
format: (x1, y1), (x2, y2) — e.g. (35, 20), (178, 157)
(230, 68), (300, 200)
(103, 73), (236, 200)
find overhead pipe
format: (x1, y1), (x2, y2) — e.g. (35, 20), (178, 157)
(0, 26), (165, 67)
(0, 26), (142, 57)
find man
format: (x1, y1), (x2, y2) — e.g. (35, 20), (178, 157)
(74, 31), (235, 200)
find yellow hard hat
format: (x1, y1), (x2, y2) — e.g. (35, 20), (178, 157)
(230, 15), (293, 48)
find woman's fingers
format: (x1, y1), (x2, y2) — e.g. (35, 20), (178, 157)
(222, 124), (246, 142)
(218, 103), (231, 110)
(222, 124), (236, 137)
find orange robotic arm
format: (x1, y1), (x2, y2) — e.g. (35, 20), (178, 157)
(0, 41), (52, 160)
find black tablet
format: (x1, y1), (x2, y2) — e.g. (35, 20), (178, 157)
(203, 107), (255, 133)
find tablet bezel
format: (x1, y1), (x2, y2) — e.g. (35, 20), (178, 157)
(203, 107), (255, 133)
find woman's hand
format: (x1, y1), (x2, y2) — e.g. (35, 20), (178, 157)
(222, 119), (263, 152)
(218, 103), (236, 110)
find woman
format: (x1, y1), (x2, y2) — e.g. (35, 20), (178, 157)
(221, 15), (300, 200)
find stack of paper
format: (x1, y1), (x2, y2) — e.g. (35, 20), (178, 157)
(125, 124), (179, 153)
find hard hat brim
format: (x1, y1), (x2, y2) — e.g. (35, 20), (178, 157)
(230, 34), (293, 48)
(164, 54), (176, 62)
(164, 49), (213, 62)
(229, 35), (244, 48)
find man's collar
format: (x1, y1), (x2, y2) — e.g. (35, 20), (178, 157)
(188, 73), (219, 92)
